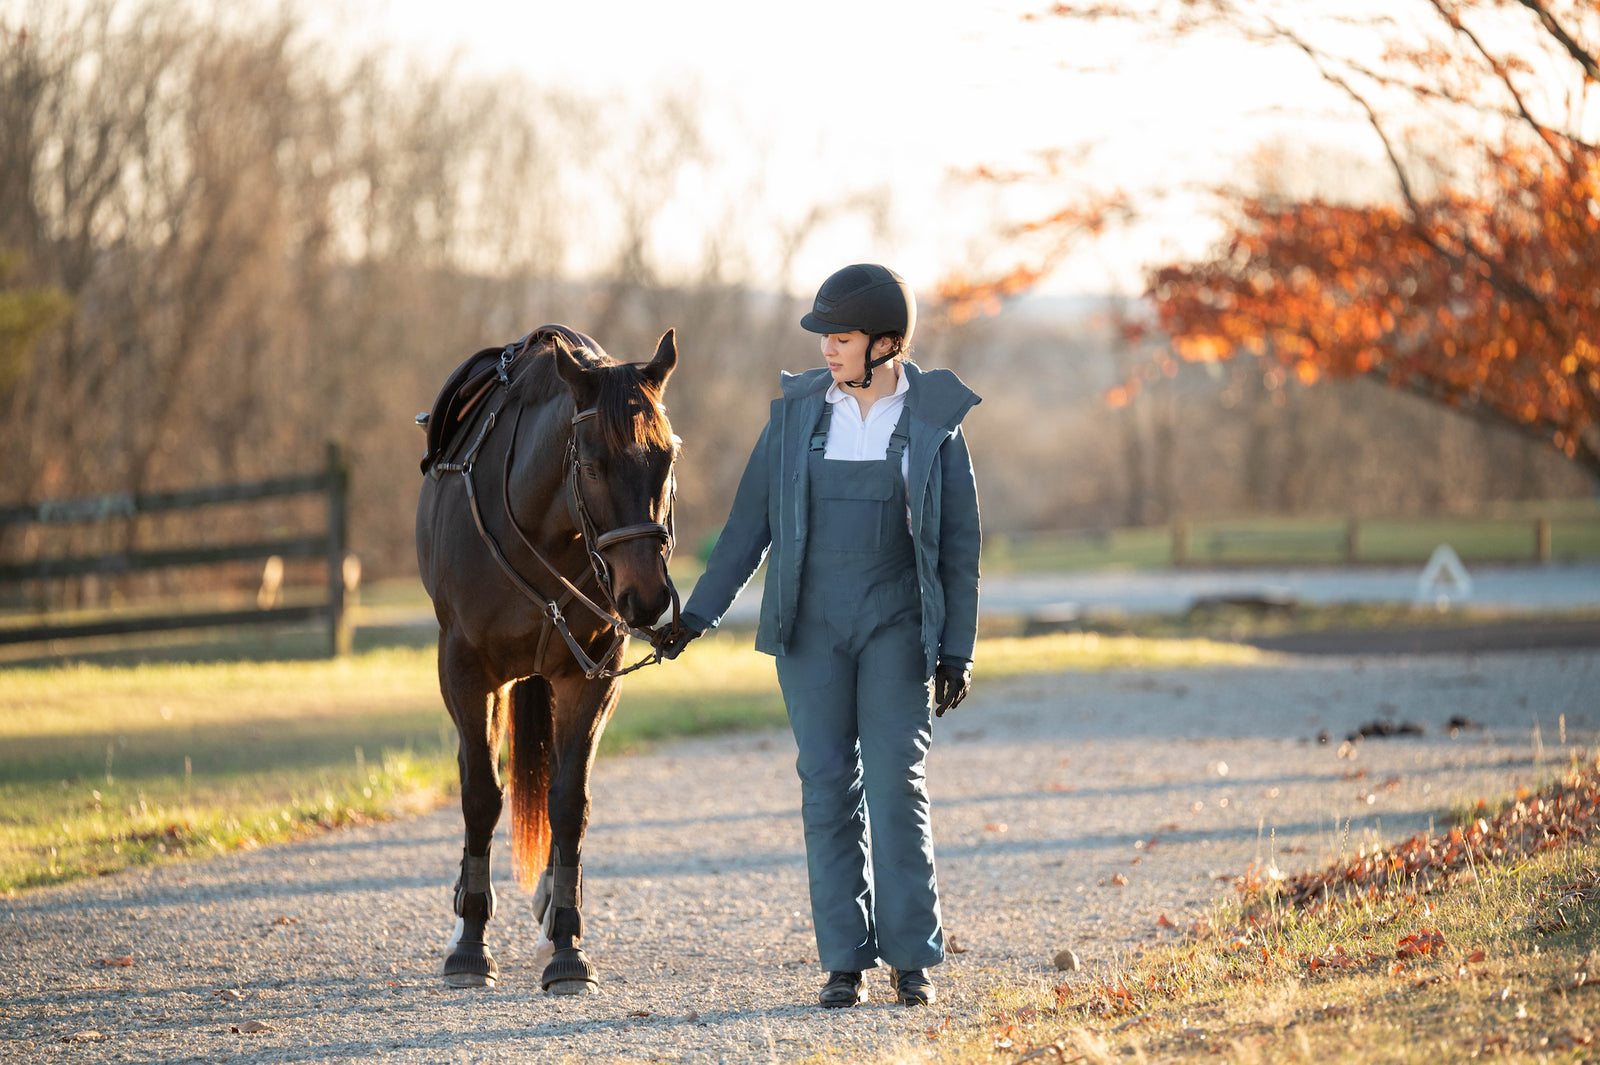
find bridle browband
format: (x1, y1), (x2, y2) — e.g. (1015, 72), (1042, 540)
(436, 332), (681, 679)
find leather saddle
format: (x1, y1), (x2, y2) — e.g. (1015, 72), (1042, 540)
(417, 324), (609, 474)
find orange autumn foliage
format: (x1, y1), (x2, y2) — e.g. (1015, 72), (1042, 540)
(1152, 144), (1600, 476)
(949, 0), (1600, 479)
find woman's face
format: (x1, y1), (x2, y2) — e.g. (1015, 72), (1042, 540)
(820, 331), (885, 385)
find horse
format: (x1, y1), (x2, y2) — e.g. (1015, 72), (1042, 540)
(415, 324), (681, 993)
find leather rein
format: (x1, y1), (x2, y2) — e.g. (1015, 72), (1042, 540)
(434, 337), (681, 680)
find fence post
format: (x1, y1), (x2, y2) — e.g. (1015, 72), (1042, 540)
(1344, 517), (1361, 564)
(1171, 519), (1188, 567)
(1535, 517), (1551, 564)
(326, 442), (352, 657)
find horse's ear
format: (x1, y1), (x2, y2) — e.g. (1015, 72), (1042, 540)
(641, 329), (677, 391)
(553, 334), (598, 405)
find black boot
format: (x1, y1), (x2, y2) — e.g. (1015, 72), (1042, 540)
(891, 967), (935, 1006)
(818, 970), (866, 1008)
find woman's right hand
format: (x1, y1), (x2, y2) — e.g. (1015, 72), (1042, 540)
(657, 621), (702, 660)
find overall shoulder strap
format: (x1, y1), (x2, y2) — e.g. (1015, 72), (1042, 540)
(885, 405), (912, 460)
(809, 402), (834, 452)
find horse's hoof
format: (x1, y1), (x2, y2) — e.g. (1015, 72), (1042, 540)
(443, 940), (498, 989)
(546, 979), (598, 996)
(541, 948), (598, 994)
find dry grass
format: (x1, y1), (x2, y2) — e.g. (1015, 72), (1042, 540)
(915, 755), (1600, 1065)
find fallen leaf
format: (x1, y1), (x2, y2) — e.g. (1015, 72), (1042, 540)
(232, 1020), (272, 1034)
(213, 989), (243, 1001)
(1396, 929), (1447, 958)
(946, 934), (968, 954)
(626, 1009), (650, 1018)
(96, 957), (135, 967)
(1110, 872), (1129, 886)
(1156, 913), (1175, 928)
(1467, 949), (1487, 963)
(272, 916), (299, 926)
(984, 823), (1009, 833)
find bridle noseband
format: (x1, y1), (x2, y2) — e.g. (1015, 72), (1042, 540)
(440, 338), (681, 679)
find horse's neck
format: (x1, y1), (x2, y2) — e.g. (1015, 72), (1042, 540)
(504, 404), (582, 557)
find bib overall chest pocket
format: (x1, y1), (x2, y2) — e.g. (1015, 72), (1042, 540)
(810, 463), (896, 553)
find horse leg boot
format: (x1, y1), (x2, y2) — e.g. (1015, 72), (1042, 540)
(540, 849), (597, 994)
(443, 847), (499, 988)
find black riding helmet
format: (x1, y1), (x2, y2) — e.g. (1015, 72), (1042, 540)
(800, 264), (917, 389)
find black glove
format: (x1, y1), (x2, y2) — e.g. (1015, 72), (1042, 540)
(656, 621), (702, 660)
(933, 661), (971, 717)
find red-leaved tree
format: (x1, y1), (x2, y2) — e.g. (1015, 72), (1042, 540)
(949, 0), (1600, 480)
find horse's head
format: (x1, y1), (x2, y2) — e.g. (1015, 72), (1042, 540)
(553, 329), (679, 631)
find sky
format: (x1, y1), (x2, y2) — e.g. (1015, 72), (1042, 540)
(328, 0), (1391, 298)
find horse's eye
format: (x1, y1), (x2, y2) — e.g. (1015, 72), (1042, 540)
(582, 462), (599, 480)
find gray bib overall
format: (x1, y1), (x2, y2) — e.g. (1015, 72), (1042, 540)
(774, 402), (945, 973)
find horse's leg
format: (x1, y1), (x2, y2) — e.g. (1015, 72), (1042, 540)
(439, 631), (508, 989)
(536, 671), (622, 995)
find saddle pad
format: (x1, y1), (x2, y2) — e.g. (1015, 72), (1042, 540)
(418, 325), (612, 474)
(421, 346), (503, 474)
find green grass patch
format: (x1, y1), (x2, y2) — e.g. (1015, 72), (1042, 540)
(0, 631), (1262, 893)
(0, 648), (455, 894)
(926, 756), (1600, 1065)
(983, 502), (1600, 571)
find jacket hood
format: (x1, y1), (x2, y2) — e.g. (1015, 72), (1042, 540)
(778, 362), (980, 430)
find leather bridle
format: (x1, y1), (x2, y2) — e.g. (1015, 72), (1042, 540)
(439, 338), (681, 679)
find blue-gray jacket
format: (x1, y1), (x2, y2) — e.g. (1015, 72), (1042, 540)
(681, 362), (981, 674)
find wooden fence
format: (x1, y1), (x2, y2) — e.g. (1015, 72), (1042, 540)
(0, 444), (353, 656)
(983, 507), (1600, 572)
(1169, 514), (1579, 567)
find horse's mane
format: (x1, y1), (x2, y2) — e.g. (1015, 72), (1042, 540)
(513, 338), (674, 455)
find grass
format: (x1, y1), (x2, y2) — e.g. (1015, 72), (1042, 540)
(922, 755), (1600, 1065)
(984, 501), (1600, 572)
(0, 629), (1264, 894)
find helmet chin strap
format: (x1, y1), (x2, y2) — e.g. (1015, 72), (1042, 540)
(844, 334), (899, 390)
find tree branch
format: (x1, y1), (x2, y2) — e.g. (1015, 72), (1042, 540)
(1513, 0), (1600, 82)
(1267, 18), (1565, 340)
(1423, 0), (1569, 158)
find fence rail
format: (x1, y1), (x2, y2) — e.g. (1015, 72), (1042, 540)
(0, 445), (352, 656)
(983, 508), (1600, 572)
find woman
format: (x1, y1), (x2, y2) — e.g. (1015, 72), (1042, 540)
(663, 263), (980, 1008)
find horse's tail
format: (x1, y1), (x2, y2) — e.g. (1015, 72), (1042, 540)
(506, 677), (552, 889)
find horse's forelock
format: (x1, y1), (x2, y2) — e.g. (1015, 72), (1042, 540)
(511, 337), (673, 456)
(594, 365), (674, 457)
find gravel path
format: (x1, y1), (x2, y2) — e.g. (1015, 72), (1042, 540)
(4, 649), (1598, 1064)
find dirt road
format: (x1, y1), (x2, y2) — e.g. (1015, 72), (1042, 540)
(4, 649), (1596, 1064)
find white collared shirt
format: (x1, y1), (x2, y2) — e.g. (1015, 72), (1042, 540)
(823, 365), (911, 481)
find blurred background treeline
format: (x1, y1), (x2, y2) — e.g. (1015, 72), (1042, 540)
(1, 0), (1592, 602)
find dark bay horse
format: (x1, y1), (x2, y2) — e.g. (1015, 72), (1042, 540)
(415, 324), (680, 993)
